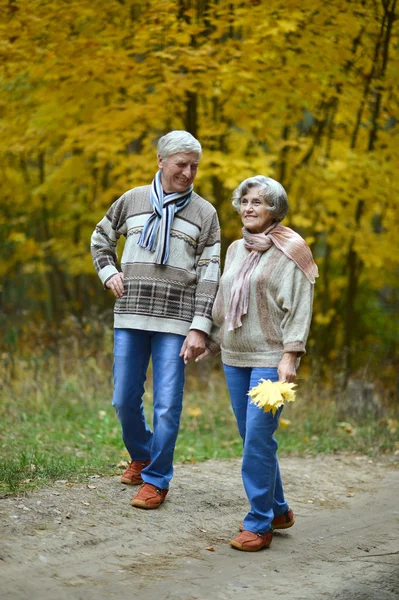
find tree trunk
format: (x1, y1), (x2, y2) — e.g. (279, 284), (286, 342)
(342, 0), (396, 381)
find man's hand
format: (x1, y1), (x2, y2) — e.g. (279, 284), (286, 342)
(180, 330), (207, 365)
(278, 352), (297, 383)
(106, 273), (125, 298)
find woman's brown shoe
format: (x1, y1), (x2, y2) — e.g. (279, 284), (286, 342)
(121, 459), (150, 485)
(272, 509), (295, 529)
(230, 530), (272, 552)
(131, 483), (168, 509)
(239, 509), (295, 532)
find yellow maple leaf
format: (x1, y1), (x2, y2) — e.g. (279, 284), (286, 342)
(248, 379), (297, 415)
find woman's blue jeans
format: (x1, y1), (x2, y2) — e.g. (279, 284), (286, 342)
(113, 328), (186, 490)
(223, 365), (289, 534)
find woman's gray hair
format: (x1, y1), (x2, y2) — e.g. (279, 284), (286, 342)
(157, 130), (202, 160)
(232, 175), (289, 223)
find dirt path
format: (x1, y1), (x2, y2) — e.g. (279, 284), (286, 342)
(1, 455), (398, 600)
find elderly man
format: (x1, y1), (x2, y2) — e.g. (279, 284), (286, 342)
(91, 130), (220, 509)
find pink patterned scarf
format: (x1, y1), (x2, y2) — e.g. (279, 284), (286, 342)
(226, 224), (318, 331)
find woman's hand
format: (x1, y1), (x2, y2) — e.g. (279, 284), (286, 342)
(195, 347), (212, 362)
(278, 352), (297, 383)
(106, 273), (125, 298)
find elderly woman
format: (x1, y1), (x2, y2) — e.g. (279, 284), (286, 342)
(204, 175), (317, 551)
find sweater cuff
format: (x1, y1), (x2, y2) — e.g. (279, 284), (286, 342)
(99, 265), (119, 288)
(206, 337), (221, 357)
(190, 315), (212, 335)
(283, 341), (306, 357)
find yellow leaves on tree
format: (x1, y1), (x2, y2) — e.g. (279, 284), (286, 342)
(0, 0), (397, 381)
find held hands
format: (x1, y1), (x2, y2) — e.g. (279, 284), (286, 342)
(278, 352), (297, 383)
(106, 273), (125, 298)
(195, 347), (212, 362)
(180, 330), (207, 365)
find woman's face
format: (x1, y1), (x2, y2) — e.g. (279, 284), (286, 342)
(240, 187), (274, 233)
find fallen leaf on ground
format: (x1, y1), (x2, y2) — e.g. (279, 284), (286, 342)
(187, 406), (202, 418)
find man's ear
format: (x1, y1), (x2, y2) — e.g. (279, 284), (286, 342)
(157, 155), (163, 169)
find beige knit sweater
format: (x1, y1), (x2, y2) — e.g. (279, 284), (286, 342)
(210, 239), (314, 367)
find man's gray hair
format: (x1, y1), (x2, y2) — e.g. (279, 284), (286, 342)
(232, 175), (289, 223)
(157, 130), (202, 160)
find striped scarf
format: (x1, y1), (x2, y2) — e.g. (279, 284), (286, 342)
(137, 170), (193, 265)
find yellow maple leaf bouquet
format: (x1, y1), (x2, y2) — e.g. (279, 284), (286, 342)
(248, 379), (297, 415)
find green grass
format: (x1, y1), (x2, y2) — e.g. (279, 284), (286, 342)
(1, 348), (398, 496)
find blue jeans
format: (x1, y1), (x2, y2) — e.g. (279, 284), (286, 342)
(223, 365), (289, 533)
(113, 328), (186, 489)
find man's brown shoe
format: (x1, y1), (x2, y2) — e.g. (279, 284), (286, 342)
(230, 530), (272, 552)
(239, 509), (295, 532)
(131, 483), (168, 509)
(272, 509), (295, 530)
(121, 459), (150, 485)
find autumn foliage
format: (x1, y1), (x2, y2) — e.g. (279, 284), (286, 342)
(0, 0), (398, 386)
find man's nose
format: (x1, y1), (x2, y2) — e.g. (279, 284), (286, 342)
(182, 165), (191, 178)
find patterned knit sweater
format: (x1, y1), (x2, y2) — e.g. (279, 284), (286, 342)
(91, 185), (220, 336)
(210, 239), (314, 367)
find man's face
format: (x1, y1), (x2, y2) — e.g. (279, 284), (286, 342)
(158, 152), (199, 193)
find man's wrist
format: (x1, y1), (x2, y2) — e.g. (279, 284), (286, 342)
(189, 329), (207, 337)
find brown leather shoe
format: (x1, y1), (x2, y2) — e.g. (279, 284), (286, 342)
(230, 530), (272, 552)
(121, 459), (150, 485)
(239, 509), (295, 532)
(272, 509), (295, 530)
(131, 483), (168, 509)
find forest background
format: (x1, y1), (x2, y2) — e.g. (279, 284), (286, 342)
(0, 0), (398, 491)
